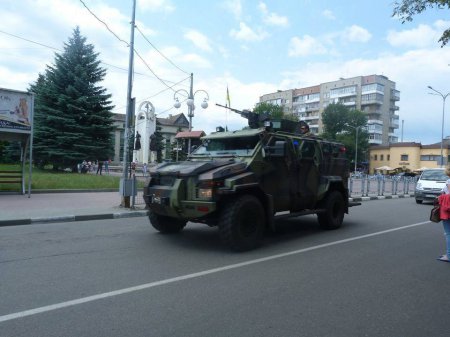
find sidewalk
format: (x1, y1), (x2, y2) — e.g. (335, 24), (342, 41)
(0, 191), (149, 226)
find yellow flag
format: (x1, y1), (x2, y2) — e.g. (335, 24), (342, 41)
(226, 86), (231, 107)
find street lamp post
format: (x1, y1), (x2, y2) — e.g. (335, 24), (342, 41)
(428, 86), (449, 167)
(354, 126), (359, 174)
(346, 124), (364, 174)
(173, 73), (209, 154)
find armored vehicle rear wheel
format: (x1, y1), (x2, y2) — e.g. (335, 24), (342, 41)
(218, 195), (265, 251)
(317, 191), (345, 230)
(149, 211), (187, 234)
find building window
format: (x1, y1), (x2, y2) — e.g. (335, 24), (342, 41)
(401, 154), (408, 161)
(420, 155), (441, 161)
(387, 155), (390, 161)
(362, 83), (384, 93)
(380, 154), (384, 161)
(361, 93), (384, 103)
(330, 86), (356, 97)
(374, 154), (378, 160)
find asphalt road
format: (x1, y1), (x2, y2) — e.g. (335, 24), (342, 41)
(1, 198), (449, 337)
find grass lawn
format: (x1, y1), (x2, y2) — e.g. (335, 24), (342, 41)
(0, 164), (145, 191)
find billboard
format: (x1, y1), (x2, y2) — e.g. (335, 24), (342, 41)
(0, 88), (33, 133)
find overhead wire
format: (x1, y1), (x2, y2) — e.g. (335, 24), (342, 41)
(135, 25), (189, 75)
(78, 0), (129, 46)
(78, 0), (191, 94)
(0, 29), (156, 79)
(113, 75), (191, 113)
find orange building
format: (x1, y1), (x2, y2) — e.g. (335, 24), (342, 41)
(369, 139), (450, 174)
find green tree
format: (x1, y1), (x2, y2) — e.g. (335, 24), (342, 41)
(253, 102), (285, 119)
(29, 72), (53, 168)
(321, 103), (369, 169)
(29, 27), (114, 171)
(321, 103), (350, 140)
(393, 0), (450, 46)
(1, 141), (22, 163)
(150, 120), (165, 163)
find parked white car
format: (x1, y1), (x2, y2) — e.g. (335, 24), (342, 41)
(414, 168), (448, 204)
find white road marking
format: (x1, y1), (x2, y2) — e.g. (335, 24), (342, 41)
(0, 221), (430, 323)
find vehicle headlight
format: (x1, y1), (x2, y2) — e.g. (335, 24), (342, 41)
(197, 180), (224, 200)
(415, 182), (423, 190)
(198, 188), (213, 200)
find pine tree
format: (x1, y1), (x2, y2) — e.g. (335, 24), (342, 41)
(30, 27), (114, 171)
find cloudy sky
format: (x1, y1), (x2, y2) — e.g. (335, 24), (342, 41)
(1, 0), (450, 144)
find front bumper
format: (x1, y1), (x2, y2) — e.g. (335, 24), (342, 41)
(414, 190), (441, 201)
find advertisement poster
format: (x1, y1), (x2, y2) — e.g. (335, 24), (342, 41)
(0, 88), (33, 133)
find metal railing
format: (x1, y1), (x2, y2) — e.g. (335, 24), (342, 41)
(348, 175), (417, 197)
(130, 174), (150, 208)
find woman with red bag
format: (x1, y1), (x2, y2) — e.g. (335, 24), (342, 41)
(437, 166), (450, 263)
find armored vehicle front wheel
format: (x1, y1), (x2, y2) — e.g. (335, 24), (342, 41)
(218, 195), (265, 251)
(317, 191), (345, 230)
(149, 211), (187, 234)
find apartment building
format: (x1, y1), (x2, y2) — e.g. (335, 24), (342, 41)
(259, 74), (400, 146)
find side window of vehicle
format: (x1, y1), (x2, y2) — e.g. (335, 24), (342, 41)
(300, 140), (315, 158)
(322, 142), (331, 157)
(332, 144), (341, 157)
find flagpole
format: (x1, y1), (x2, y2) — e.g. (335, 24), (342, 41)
(226, 85), (230, 131)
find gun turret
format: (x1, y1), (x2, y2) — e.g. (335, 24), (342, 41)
(216, 103), (310, 134)
(216, 103), (268, 129)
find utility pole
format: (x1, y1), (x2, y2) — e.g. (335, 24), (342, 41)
(401, 119), (404, 142)
(428, 86), (449, 167)
(120, 0), (136, 207)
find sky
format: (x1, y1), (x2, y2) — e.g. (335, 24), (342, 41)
(1, 0), (450, 145)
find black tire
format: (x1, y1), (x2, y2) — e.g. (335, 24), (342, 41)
(415, 199), (423, 204)
(218, 195), (265, 251)
(149, 211), (187, 234)
(317, 191), (345, 230)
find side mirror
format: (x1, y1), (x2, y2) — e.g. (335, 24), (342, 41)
(264, 141), (286, 157)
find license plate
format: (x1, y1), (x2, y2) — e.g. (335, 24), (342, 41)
(425, 194), (436, 198)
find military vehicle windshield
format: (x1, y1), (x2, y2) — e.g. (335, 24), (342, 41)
(192, 135), (260, 157)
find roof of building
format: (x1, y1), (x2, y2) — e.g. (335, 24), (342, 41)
(175, 130), (206, 139)
(157, 113), (189, 127)
(370, 139), (450, 150)
(390, 142), (422, 148)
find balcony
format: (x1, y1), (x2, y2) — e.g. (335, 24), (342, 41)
(391, 89), (400, 101)
(389, 135), (399, 143)
(361, 98), (383, 106)
(368, 138), (383, 145)
(367, 119), (383, 126)
(390, 119), (399, 128)
(300, 115), (319, 122)
(390, 105), (399, 111)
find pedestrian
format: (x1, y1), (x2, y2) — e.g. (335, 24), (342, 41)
(104, 159), (110, 175)
(96, 160), (103, 175)
(143, 162), (148, 177)
(437, 166), (450, 263)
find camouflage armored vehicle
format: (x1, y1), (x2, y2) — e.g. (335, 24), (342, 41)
(145, 106), (356, 251)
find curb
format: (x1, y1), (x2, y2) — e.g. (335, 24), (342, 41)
(349, 193), (414, 202)
(0, 210), (149, 227)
